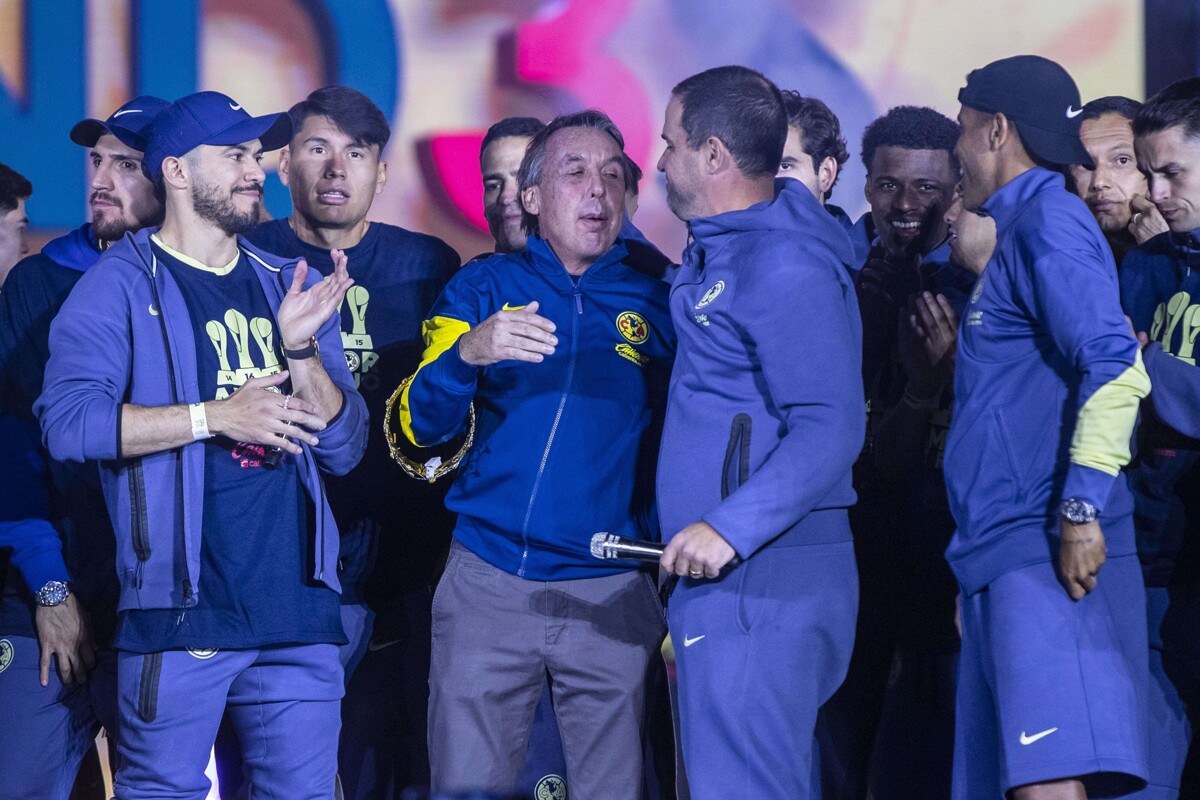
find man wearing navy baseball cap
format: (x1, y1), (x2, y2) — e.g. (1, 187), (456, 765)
(36, 90), (368, 799)
(944, 55), (1152, 799)
(0, 94), (167, 800)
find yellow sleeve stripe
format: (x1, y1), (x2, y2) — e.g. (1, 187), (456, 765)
(398, 315), (472, 447)
(1070, 352), (1152, 475)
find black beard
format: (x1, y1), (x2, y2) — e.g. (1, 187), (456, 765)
(192, 180), (260, 236)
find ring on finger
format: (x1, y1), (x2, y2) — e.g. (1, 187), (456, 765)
(1132, 212), (1144, 225)
(282, 393), (292, 410)
(689, 568), (703, 578)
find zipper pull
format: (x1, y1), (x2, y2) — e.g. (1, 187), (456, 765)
(574, 290), (583, 315)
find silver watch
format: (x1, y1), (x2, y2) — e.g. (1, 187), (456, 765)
(1059, 498), (1099, 525)
(35, 580), (70, 607)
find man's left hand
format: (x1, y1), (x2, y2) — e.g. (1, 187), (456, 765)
(278, 249), (354, 350)
(35, 594), (95, 687)
(1057, 519), (1106, 601)
(661, 522), (737, 579)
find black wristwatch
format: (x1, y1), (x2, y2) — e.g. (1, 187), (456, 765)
(283, 336), (320, 360)
(1059, 497), (1099, 525)
(35, 580), (71, 607)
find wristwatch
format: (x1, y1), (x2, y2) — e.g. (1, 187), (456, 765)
(1059, 497), (1099, 525)
(283, 336), (320, 360)
(35, 580), (70, 607)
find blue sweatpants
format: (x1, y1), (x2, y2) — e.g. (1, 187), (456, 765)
(114, 643), (343, 800)
(0, 636), (118, 800)
(953, 554), (1150, 798)
(669, 526), (858, 800)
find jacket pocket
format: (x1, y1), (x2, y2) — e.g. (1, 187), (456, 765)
(137, 652), (163, 723)
(721, 413), (753, 500)
(128, 459), (152, 566)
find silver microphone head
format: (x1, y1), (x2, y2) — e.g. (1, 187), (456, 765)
(590, 531), (614, 559)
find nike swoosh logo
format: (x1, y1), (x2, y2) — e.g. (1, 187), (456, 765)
(113, 109), (142, 117)
(1019, 727), (1059, 745)
(1066, 106), (1083, 119)
(367, 639), (401, 652)
(683, 635), (705, 647)
(229, 103), (242, 111)
(148, 304), (159, 316)
(501, 303), (526, 312)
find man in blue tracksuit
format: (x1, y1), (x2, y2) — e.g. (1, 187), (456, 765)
(0, 95), (166, 799)
(400, 110), (674, 800)
(1120, 77), (1200, 800)
(655, 66), (863, 800)
(36, 91), (367, 799)
(947, 56), (1152, 800)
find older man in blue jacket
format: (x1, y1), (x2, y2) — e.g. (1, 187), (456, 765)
(37, 91), (367, 800)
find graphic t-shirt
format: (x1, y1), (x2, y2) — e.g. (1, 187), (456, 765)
(115, 238), (344, 652)
(246, 220), (458, 630)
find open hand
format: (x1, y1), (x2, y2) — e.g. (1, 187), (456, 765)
(206, 371), (326, 454)
(278, 250), (354, 350)
(458, 300), (558, 366)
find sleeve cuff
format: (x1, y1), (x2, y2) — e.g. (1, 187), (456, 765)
(441, 341), (482, 391)
(1062, 462), (1118, 514)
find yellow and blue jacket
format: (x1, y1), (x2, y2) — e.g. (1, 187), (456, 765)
(944, 168), (1150, 594)
(400, 235), (675, 580)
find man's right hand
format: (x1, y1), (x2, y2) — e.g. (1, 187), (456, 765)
(205, 371), (326, 455)
(458, 300), (558, 367)
(35, 594), (95, 687)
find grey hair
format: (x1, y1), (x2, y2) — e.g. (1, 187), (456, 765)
(517, 109), (626, 236)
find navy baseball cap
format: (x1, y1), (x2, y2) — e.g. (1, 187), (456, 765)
(143, 91), (292, 181)
(958, 55), (1095, 169)
(70, 95), (170, 151)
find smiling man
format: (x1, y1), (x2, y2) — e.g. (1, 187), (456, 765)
(398, 110), (674, 799)
(37, 90), (368, 799)
(245, 86), (459, 796)
(0, 96), (165, 800)
(479, 116), (545, 254)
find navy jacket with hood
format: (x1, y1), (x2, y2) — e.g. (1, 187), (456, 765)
(657, 179), (864, 556)
(36, 228), (368, 612)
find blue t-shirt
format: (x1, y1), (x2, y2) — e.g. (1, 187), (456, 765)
(245, 220), (458, 626)
(115, 240), (344, 652)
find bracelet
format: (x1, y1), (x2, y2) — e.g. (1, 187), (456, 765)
(189, 402), (212, 440)
(901, 387), (939, 410)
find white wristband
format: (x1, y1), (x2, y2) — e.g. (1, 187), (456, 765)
(189, 402), (212, 440)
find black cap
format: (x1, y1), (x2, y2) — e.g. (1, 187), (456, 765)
(70, 95), (170, 152)
(958, 55), (1094, 169)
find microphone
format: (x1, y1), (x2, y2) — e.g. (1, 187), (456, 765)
(590, 532), (665, 563)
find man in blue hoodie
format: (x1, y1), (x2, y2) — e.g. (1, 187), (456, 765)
(947, 56), (1151, 800)
(1120, 77), (1200, 800)
(656, 65), (863, 800)
(0, 96), (166, 800)
(36, 91), (367, 799)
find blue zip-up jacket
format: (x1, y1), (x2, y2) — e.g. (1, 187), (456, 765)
(945, 168), (1150, 594)
(35, 228), (368, 612)
(1121, 230), (1200, 439)
(657, 179), (864, 556)
(399, 235), (676, 580)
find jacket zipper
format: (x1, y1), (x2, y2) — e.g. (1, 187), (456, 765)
(517, 275), (584, 577)
(128, 459), (151, 588)
(147, 255), (194, 605)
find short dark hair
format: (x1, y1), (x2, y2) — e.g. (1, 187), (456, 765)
(517, 109), (626, 236)
(780, 90), (849, 198)
(480, 116), (545, 162)
(672, 65), (787, 179)
(1080, 96), (1142, 125)
(0, 163), (32, 214)
(1134, 78), (1200, 140)
(288, 85), (391, 151)
(624, 154), (643, 197)
(861, 105), (961, 175)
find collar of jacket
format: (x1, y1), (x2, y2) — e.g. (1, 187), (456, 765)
(978, 166), (1063, 231)
(523, 234), (630, 286)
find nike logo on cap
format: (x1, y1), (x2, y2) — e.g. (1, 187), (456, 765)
(229, 103), (242, 111)
(683, 635), (705, 647)
(113, 109), (142, 117)
(1066, 106), (1083, 119)
(1019, 727), (1059, 745)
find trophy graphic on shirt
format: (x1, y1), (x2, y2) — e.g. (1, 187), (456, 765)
(207, 311), (282, 399)
(340, 285), (378, 383)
